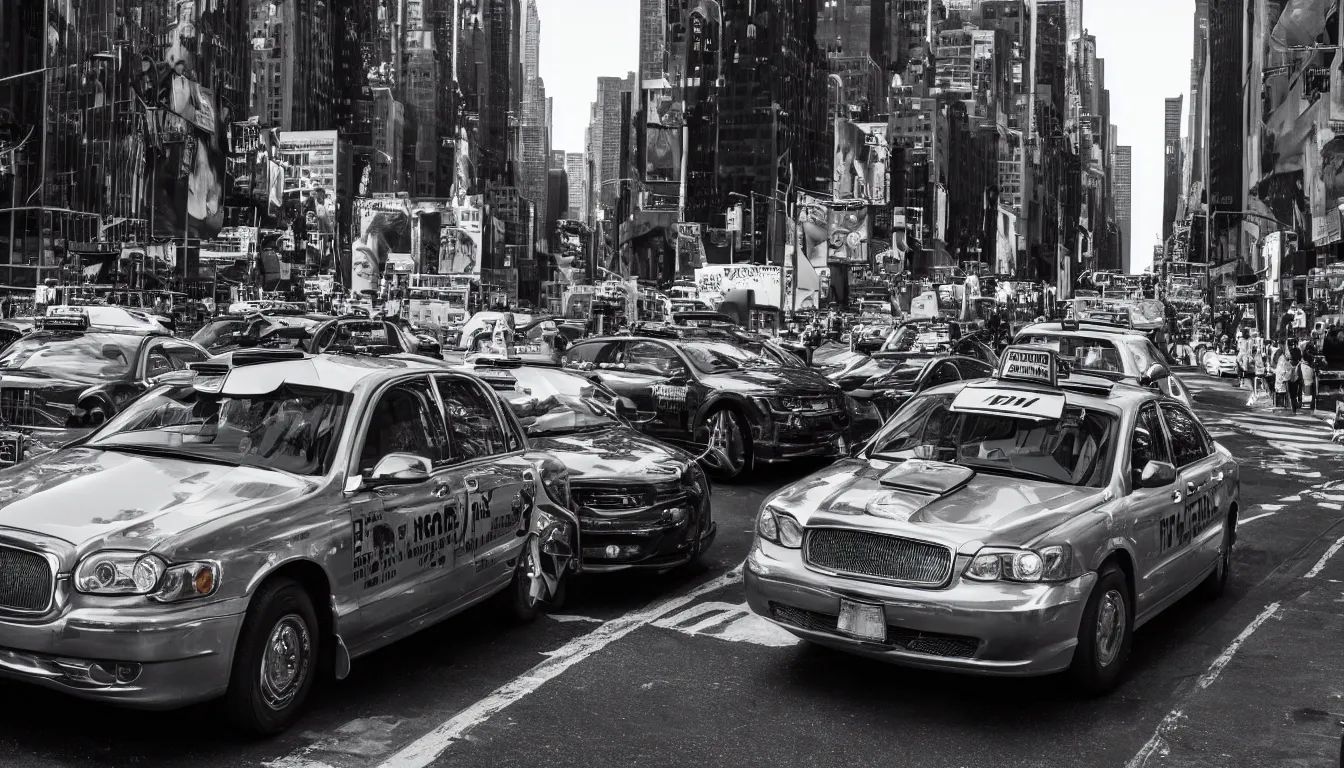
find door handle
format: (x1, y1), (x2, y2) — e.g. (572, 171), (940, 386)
(433, 484), (452, 499)
(1172, 491), (1183, 503)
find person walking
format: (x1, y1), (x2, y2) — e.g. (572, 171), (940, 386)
(1236, 328), (1254, 388)
(1274, 342), (1294, 412)
(1288, 344), (1304, 414)
(1301, 339), (1319, 411)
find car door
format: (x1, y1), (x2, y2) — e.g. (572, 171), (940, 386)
(346, 375), (455, 645)
(434, 374), (533, 597)
(1126, 402), (1184, 614)
(602, 340), (696, 438)
(1159, 402), (1225, 592)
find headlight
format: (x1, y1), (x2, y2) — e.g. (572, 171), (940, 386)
(151, 561), (220, 603)
(74, 552), (166, 595)
(542, 471), (571, 509)
(756, 505), (803, 548)
(752, 395), (838, 414)
(964, 545), (1073, 583)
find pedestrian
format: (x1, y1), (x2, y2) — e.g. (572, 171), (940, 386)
(1301, 341), (1319, 411)
(1274, 343), (1294, 412)
(1236, 328), (1253, 388)
(1281, 304), (1296, 343)
(1288, 344), (1304, 413)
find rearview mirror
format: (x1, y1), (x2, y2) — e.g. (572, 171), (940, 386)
(1136, 460), (1178, 489)
(365, 453), (432, 488)
(1140, 363), (1171, 387)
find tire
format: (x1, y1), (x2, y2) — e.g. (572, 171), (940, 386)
(496, 543), (563, 623)
(1199, 516), (1234, 599)
(1067, 563), (1133, 695)
(224, 578), (320, 735)
(697, 407), (751, 481)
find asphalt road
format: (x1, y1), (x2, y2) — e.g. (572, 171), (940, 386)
(2, 372), (1343, 768)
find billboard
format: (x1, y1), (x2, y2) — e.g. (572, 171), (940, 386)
(853, 123), (891, 206)
(645, 88), (683, 183)
(350, 198), (411, 296)
(827, 202), (871, 264)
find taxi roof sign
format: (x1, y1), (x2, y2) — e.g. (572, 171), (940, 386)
(37, 307), (90, 333)
(996, 345), (1058, 387)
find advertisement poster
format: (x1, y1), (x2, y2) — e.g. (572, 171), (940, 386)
(833, 121), (864, 200)
(853, 123), (890, 206)
(827, 202), (871, 264)
(646, 88), (684, 183)
(350, 198), (411, 296)
(437, 195), (483, 274)
(796, 195), (831, 269)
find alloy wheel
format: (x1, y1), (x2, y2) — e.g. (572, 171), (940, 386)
(1094, 589), (1127, 668)
(706, 410), (745, 476)
(259, 613), (312, 712)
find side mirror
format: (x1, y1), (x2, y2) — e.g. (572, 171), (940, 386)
(1136, 460), (1178, 489)
(1140, 363), (1171, 387)
(616, 396), (639, 418)
(365, 453), (432, 488)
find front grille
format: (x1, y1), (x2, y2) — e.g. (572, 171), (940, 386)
(0, 545), (53, 612)
(0, 389), (40, 427)
(572, 482), (685, 511)
(768, 603), (979, 658)
(805, 529), (953, 587)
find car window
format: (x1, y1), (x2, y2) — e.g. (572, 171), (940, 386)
(925, 361), (961, 387)
(1130, 403), (1171, 485)
(1159, 403), (1209, 468)
(1022, 334), (1125, 374)
(952, 358), (994, 380)
(562, 341), (617, 369)
(436, 376), (508, 462)
(145, 344), (173, 378)
(162, 342), (208, 370)
(1130, 339), (1164, 372)
(620, 341), (683, 376)
(358, 378), (449, 474)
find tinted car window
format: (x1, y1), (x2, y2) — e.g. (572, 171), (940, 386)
(563, 341), (617, 368)
(163, 342), (208, 369)
(1022, 335), (1124, 374)
(621, 341), (683, 375)
(145, 347), (173, 377)
(192, 319), (246, 352)
(952, 358), (994, 380)
(436, 377), (507, 462)
(1130, 403), (1171, 484)
(1159, 403), (1209, 468)
(925, 361), (961, 387)
(358, 379), (449, 473)
(0, 333), (137, 381)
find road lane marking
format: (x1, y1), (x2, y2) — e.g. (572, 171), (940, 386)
(1195, 602), (1280, 689)
(652, 600), (799, 647)
(1305, 535), (1344, 579)
(1238, 512), (1276, 526)
(373, 565), (744, 768)
(1123, 711), (1186, 768)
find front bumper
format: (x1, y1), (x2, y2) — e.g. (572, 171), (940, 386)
(744, 544), (1095, 676)
(0, 593), (247, 709)
(753, 411), (851, 464)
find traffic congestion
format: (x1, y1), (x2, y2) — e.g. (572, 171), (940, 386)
(0, 258), (1336, 767)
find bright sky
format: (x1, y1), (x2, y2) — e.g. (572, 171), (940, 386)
(537, 0), (1194, 274)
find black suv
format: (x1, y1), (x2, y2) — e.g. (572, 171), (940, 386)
(562, 335), (849, 480)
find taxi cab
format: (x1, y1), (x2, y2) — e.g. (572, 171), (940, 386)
(0, 349), (575, 733)
(745, 346), (1239, 691)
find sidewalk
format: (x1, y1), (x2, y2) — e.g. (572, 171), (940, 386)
(1143, 544), (1344, 767)
(1186, 373), (1338, 430)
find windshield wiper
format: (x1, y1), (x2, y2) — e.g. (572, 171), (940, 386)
(88, 443), (243, 467)
(961, 462), (1063, 484)
(528, 423), (612, 437)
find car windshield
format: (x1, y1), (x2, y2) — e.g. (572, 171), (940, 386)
(868, 393), (1118, 487)
(881, 323), (947, 352)
(86, 383), (348, 475)
(1019, 335), (1127, 377)
(0, 332), (137, 381)
(192, 319), (245, 352)
(492, 367), (622, 436)
(680, 341), (776, 373)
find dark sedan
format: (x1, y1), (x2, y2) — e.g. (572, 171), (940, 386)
(847, 354), (997, 422)
(461, 360), (716, 572)
(0, 310), (210, 467)
(562, 335), (850, 480)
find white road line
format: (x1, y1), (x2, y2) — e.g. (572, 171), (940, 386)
(1195, 602), (1281, 689)
(1127, 603), (1281, 767)
(1237, 512), (1276, 526)
(1305, 535), (1344, 579)
(373, 565), (745, 768)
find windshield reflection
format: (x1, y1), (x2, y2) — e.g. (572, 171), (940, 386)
(0, 333), (137, 381)
(496, 367), (624, 436)
(680, 341), (777, 373)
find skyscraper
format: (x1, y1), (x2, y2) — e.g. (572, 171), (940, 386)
(566, 153), (586, 221)
(1113, 146), (1132, 273)
(639, 0), (668, 83)
(1163, 95), (1184, 244)
(593, 75), (634, 210)
(519, 0), (548, 213)
(247, 0), (338, 132)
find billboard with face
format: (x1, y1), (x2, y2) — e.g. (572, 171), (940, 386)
(350, 198), (410, 296)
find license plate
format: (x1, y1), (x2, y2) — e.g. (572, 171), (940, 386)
(837, 599), (886, 642)
(0, 436), (22, 466)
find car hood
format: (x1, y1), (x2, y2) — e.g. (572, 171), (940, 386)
(769, 458), (1106, 546)
(528, 426), (688, 482)
(701, 365), (840, 396)
(0, 448), (314, 552)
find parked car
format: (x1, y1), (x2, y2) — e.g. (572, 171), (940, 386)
(1014, 319), (1193, 408)
(0, 317), (38, 351)
(191, 312), (331, 355)
(0, 306), (210, 468)
(847, 355), (997, 422)
(747, 346), (1240, 691)
(306, 316), (443, 359)
(460, 359), (715, 572)
(0, 349), (576, 733)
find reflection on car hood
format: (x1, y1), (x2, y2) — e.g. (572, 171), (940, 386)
(769, 458), (1105, 545)
(703, 365), (839, 396)
(528, 426), (688, 481)
(0, 448), (313, 550)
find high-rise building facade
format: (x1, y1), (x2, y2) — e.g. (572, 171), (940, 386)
(1163, 95), (1184, 244)
(247, 0), (337, 132)
(565, 153), (586, 220)
(519, 0), (549, 216)
(1113, 145), (1132, 273)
